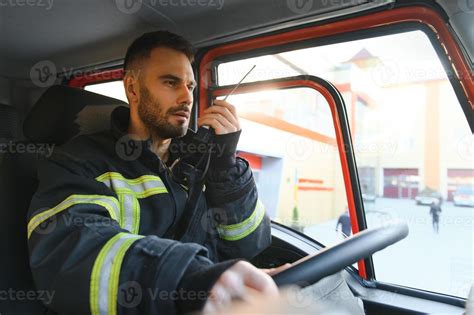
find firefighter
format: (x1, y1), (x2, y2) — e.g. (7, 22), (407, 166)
(27, 31), (277, 314)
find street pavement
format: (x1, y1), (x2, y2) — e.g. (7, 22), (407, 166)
(303, 198), (474, 298)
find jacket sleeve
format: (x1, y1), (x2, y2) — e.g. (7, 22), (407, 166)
(27, 149), (237, 315)
(205, 131), (272, 262)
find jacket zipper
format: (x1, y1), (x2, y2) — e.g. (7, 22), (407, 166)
(158, 158), (178, 234)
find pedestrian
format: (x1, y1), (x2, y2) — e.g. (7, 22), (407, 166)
(429, 199), (442, 233)
(336, 208), (352, 238)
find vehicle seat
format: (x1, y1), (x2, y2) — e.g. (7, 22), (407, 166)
(0, 85), (128, 314)
(0, 103), (21, 141)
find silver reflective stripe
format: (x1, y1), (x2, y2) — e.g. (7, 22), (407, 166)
(96, 173), (167, 198)
(27, 195), (120, 239)
(217, 199), (266, 241)
(90, 233), (144, 315)
(96, 172), (168, 234)
(119, 194), (136, 233)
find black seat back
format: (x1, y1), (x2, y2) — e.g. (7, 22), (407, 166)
(0, 103), (21, 141)
(0, 86), (127, 314)
(0, 147), (45, 313)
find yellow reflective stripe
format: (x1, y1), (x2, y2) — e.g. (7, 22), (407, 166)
(27, 195), (120, 239)
(90, 233), (144, 315)
(217, 199), (266, 241)
(132, 196), (140, 234)
(96, 172), (163, 184)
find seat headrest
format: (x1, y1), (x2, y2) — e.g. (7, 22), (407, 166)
(0, 104), (21, 141)
(23, 85), (128, 145)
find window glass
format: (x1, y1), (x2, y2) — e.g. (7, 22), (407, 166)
(85, 81), (127, 102)
(221, 88), (348, 247)
(218, 30), (473, 298)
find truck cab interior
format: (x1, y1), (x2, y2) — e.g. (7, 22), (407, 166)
(1, 0), (473, 314)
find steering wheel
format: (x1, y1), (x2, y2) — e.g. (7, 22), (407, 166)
(272, 221), (409, 287)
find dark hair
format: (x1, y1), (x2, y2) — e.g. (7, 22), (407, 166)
(124, 31), (194, 71)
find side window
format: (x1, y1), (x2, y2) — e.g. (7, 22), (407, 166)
(218, 30), (473, 297)
(221, 88), (348, 246)
(85, 81), (127, 102)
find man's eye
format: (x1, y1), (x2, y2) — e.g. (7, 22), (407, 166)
(165, 80), (176, 87)
(188, 85), (195, 91)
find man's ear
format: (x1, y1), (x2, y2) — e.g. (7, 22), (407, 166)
(123, 72), (140, 107)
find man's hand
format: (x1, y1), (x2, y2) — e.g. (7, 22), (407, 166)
(198, 100), (241, 135)
(203, 261), (278, 314)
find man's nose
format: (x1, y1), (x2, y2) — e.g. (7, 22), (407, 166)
(177, 84), (193, 106)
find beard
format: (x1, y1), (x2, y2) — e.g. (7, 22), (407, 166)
(137, 85), (189, 139)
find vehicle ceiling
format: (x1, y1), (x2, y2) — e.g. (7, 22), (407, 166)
(0, 0), (471, 81)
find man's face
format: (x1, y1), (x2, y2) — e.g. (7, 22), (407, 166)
(136, 47), (196, 139)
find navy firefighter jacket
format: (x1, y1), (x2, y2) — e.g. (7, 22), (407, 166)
(26, 106), (271, 314)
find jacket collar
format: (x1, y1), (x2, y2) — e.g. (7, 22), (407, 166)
(111, 106), (153, 149)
